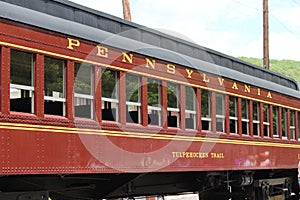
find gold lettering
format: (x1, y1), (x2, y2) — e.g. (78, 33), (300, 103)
(96, 46), (108, 58)
(232, 82), (238, 90)
(67, 38), (80, 50)
(145, 58), (156, 69)
(267, 91), (272, 98)
(211, 152), (224, 159)
(186, 69), (194, 78)
(167, 64), (176, 74)
(203, 73), (210, 83)
(257, 88), (261, 96)
(122, 52), (133, 63)
(244, 85), (251, 93)
(218, 78), (224, 86)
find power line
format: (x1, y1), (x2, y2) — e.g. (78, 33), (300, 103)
(292, 0), (300, 6)
(230, 0), (262, 13)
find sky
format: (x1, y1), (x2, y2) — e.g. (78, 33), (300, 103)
(69, 0), (300, 61)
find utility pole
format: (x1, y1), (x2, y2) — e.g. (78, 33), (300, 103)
(263, 0), (270, 69)
(122, 0), (132, 21)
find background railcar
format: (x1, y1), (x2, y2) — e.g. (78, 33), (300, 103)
(0, 0), (300, 200)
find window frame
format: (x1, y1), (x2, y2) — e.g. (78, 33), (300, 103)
(241, 99), (249, 135)
(185, 86), (196, 129)
(272, 106), (279, 138)
(147, 78), (162, 126)
(10, 49), (35, 114)
(126, 74), (141, 124)
(167, 82), (180, 128)
(290, 110), (296, 140)
(101, 69), (119, 122)
(74, 62), (94, 119)
(216, 93), (225, 132)
(229, 96), (238, 134)
(201, 90), (211, 131)
(263, 104), (270, 137)
(252, 101), (260, 136)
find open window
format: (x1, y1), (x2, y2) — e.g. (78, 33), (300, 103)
(185, 86), (196, 129)
(74, 63), (94, 119)
(201, 90), (211, 131)
(10, 50), (34, 113)
(102, 69), (118, 121)
(44, 57), (65, 116)
(167, 82), (179, 127)
(147, 78), (161, 126)
(126, 74), (141, 124)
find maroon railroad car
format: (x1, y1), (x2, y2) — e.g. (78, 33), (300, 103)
(0, 0), (300, 199)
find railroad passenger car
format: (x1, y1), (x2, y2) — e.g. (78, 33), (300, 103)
(0, 0), (300, 199)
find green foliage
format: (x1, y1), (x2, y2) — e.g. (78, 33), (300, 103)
(44, 57), (64, 95)
(229, 96), (237, 117)
(74, 63), (92, 95)
(238, 57), (300, 82)
(148, 79), (160, 106)
(167, 83), (178, 108)
(126, 74), (139, 102)
(10, 50), (33, 86)
(185, 86), (196, 111)
(102, 69), (117, 99)
(201, 90), (210, 117)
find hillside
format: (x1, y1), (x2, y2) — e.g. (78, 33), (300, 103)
(238, 57), (300, 82)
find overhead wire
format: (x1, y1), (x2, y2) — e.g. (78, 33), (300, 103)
(231, 0), (300, 40)
(268, 0), (300, 40)
(292, 0), (300, 6)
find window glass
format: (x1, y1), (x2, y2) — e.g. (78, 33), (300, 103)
(102, 69), (118, 121)
(229, 96), (237, 133)
(10, 50), (34, 113)
(272, 106), (279, 138)
(298, 112), (300, 139)
(290, 110), (296, 140)
(102, 69), (117, 99)
(282, 108), (287, 138)
(253, 101), (260, 136)
(167, 82), (179, 127)
(216, 93), (225, 132)
(74, 63), (94, 119)
(201, 90), (211, 131)
(185, 86), (196, 129)
(126, 74), (141, 124)
(74, 63), (92, 95)
(44, 57), (65, 116)
(263, 104), (270, 137)
(148, 79), (161, 126)
(241, 99), (249, 134)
